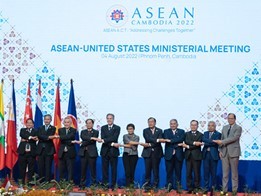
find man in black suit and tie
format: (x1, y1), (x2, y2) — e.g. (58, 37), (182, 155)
(163, 119), (185, 192)
(17, 118), (38, 184)
(202, 121), (221, 193)
(57, 116), (77, 182)
(100, 113), (121, 190)
(179, 120), (203, 193)
(37, 114), (57, 182)
(78, 119), (99, 189)
(141, 117), (164, 192)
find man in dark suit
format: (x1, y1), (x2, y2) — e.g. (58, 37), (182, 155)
(17, 118), (38, 184)
(37, 114), (57, 182)
(163, 119), (185, 192)
(141, 117), (164, 192)
(202, 121), (221, 193)
(78, 119), (99, 188)
(179, 120), (203, 193)
(57, 116), (77, 182)
(100, 113), (121, 190)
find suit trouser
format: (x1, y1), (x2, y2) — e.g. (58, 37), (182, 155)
(165, 155), (183, 188)
(203, 151), (218, 190)
(38, 148), (53, 182)
(144, 151), (161, 187)
(19, 153), (35, 184)
(59, 152), (75, 181)
(186, 157), (201, 191)
(221, 154), (239, 192)
(80, 151), (97, 186)
(102, 155), (118, 186)
(122, 152), (138, 187)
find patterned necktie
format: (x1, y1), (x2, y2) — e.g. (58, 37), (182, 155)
(209, 132), (213, 139)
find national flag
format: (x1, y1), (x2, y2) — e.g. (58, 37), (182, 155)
(67, 79), (79, 145)
(24, 79), (33, 125)
(53, 79), (61, 167)
(0, 79), (5, 170)
(67, 79), (80, 181)
(6, 80), (18, 170)
(34, 79), (43, 129)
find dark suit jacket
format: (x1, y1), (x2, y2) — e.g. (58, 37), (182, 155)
(36, 125), (56, 156)
(141, 127), (163, 158)
(100, 124), (120, 157)
(184, 131), (203, 160)
(17, 128), (38, 156)
(163, 128), (185, 161)
(58, 127), (76, 159)
(79, 129), (99, 158)
(202, 130), (221, 160)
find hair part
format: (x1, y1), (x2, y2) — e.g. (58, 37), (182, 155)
(190, 119), (199, 125)
(228, 113), (236, 119)
(85, 118), (94, 124)
(126, 123), (135, 130)
(170, 119), (178, 124)
(44, 114), (52, 120)
(148, 117), (156, 123)
(26, 118), (34, 124)
(106, 113), (115, 119)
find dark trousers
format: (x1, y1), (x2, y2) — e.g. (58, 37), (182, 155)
(59, 152), (74, 181)
(38, 149), (53, 182)
(186, 157), (201, 191)
(144, 151), (161, 187)
(165, 155), (183, 188)
(19, 153), (35, 184)
(102, 155), (118, 187)
(203, 152), (218, 190)
(123, 153), (138, 187)
(80, 151), (97, 186)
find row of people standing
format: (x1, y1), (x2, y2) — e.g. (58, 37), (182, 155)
(17, 113), (241, 194)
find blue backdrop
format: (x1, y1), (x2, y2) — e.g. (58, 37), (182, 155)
(1, 158), (260, 192)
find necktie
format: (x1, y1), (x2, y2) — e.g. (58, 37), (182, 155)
(173, 130), (176, 135)
(27, 129), (31, 133)
(45, 125), (48, 131)
(209, 132), (213, 139)
(227, 126), (231, 137)
(66, 129), (69, 135)
(108, 126), (112, 131)
(151, 129), (155, 135)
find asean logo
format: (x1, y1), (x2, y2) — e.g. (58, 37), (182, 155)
(106, 5), (128, 27)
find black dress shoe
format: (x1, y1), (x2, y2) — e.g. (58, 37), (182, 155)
(187, 190), (193, 194)
(153, 187), (159, 193)
(111, 185), (115, 191)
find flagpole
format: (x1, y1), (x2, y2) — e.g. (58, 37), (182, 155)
(10, 79), (14, 184)
(53, 78), (60, 180)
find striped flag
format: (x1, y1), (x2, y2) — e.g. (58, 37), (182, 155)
(67, 79), (79, 144)
(34, 80), (43, 129)
(0, 79), (5, 170)
(24, 79), (33, 125)
(53, 79), (61, 167)
(67, 79), (80, 181)
(6, 80), (18, 170)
